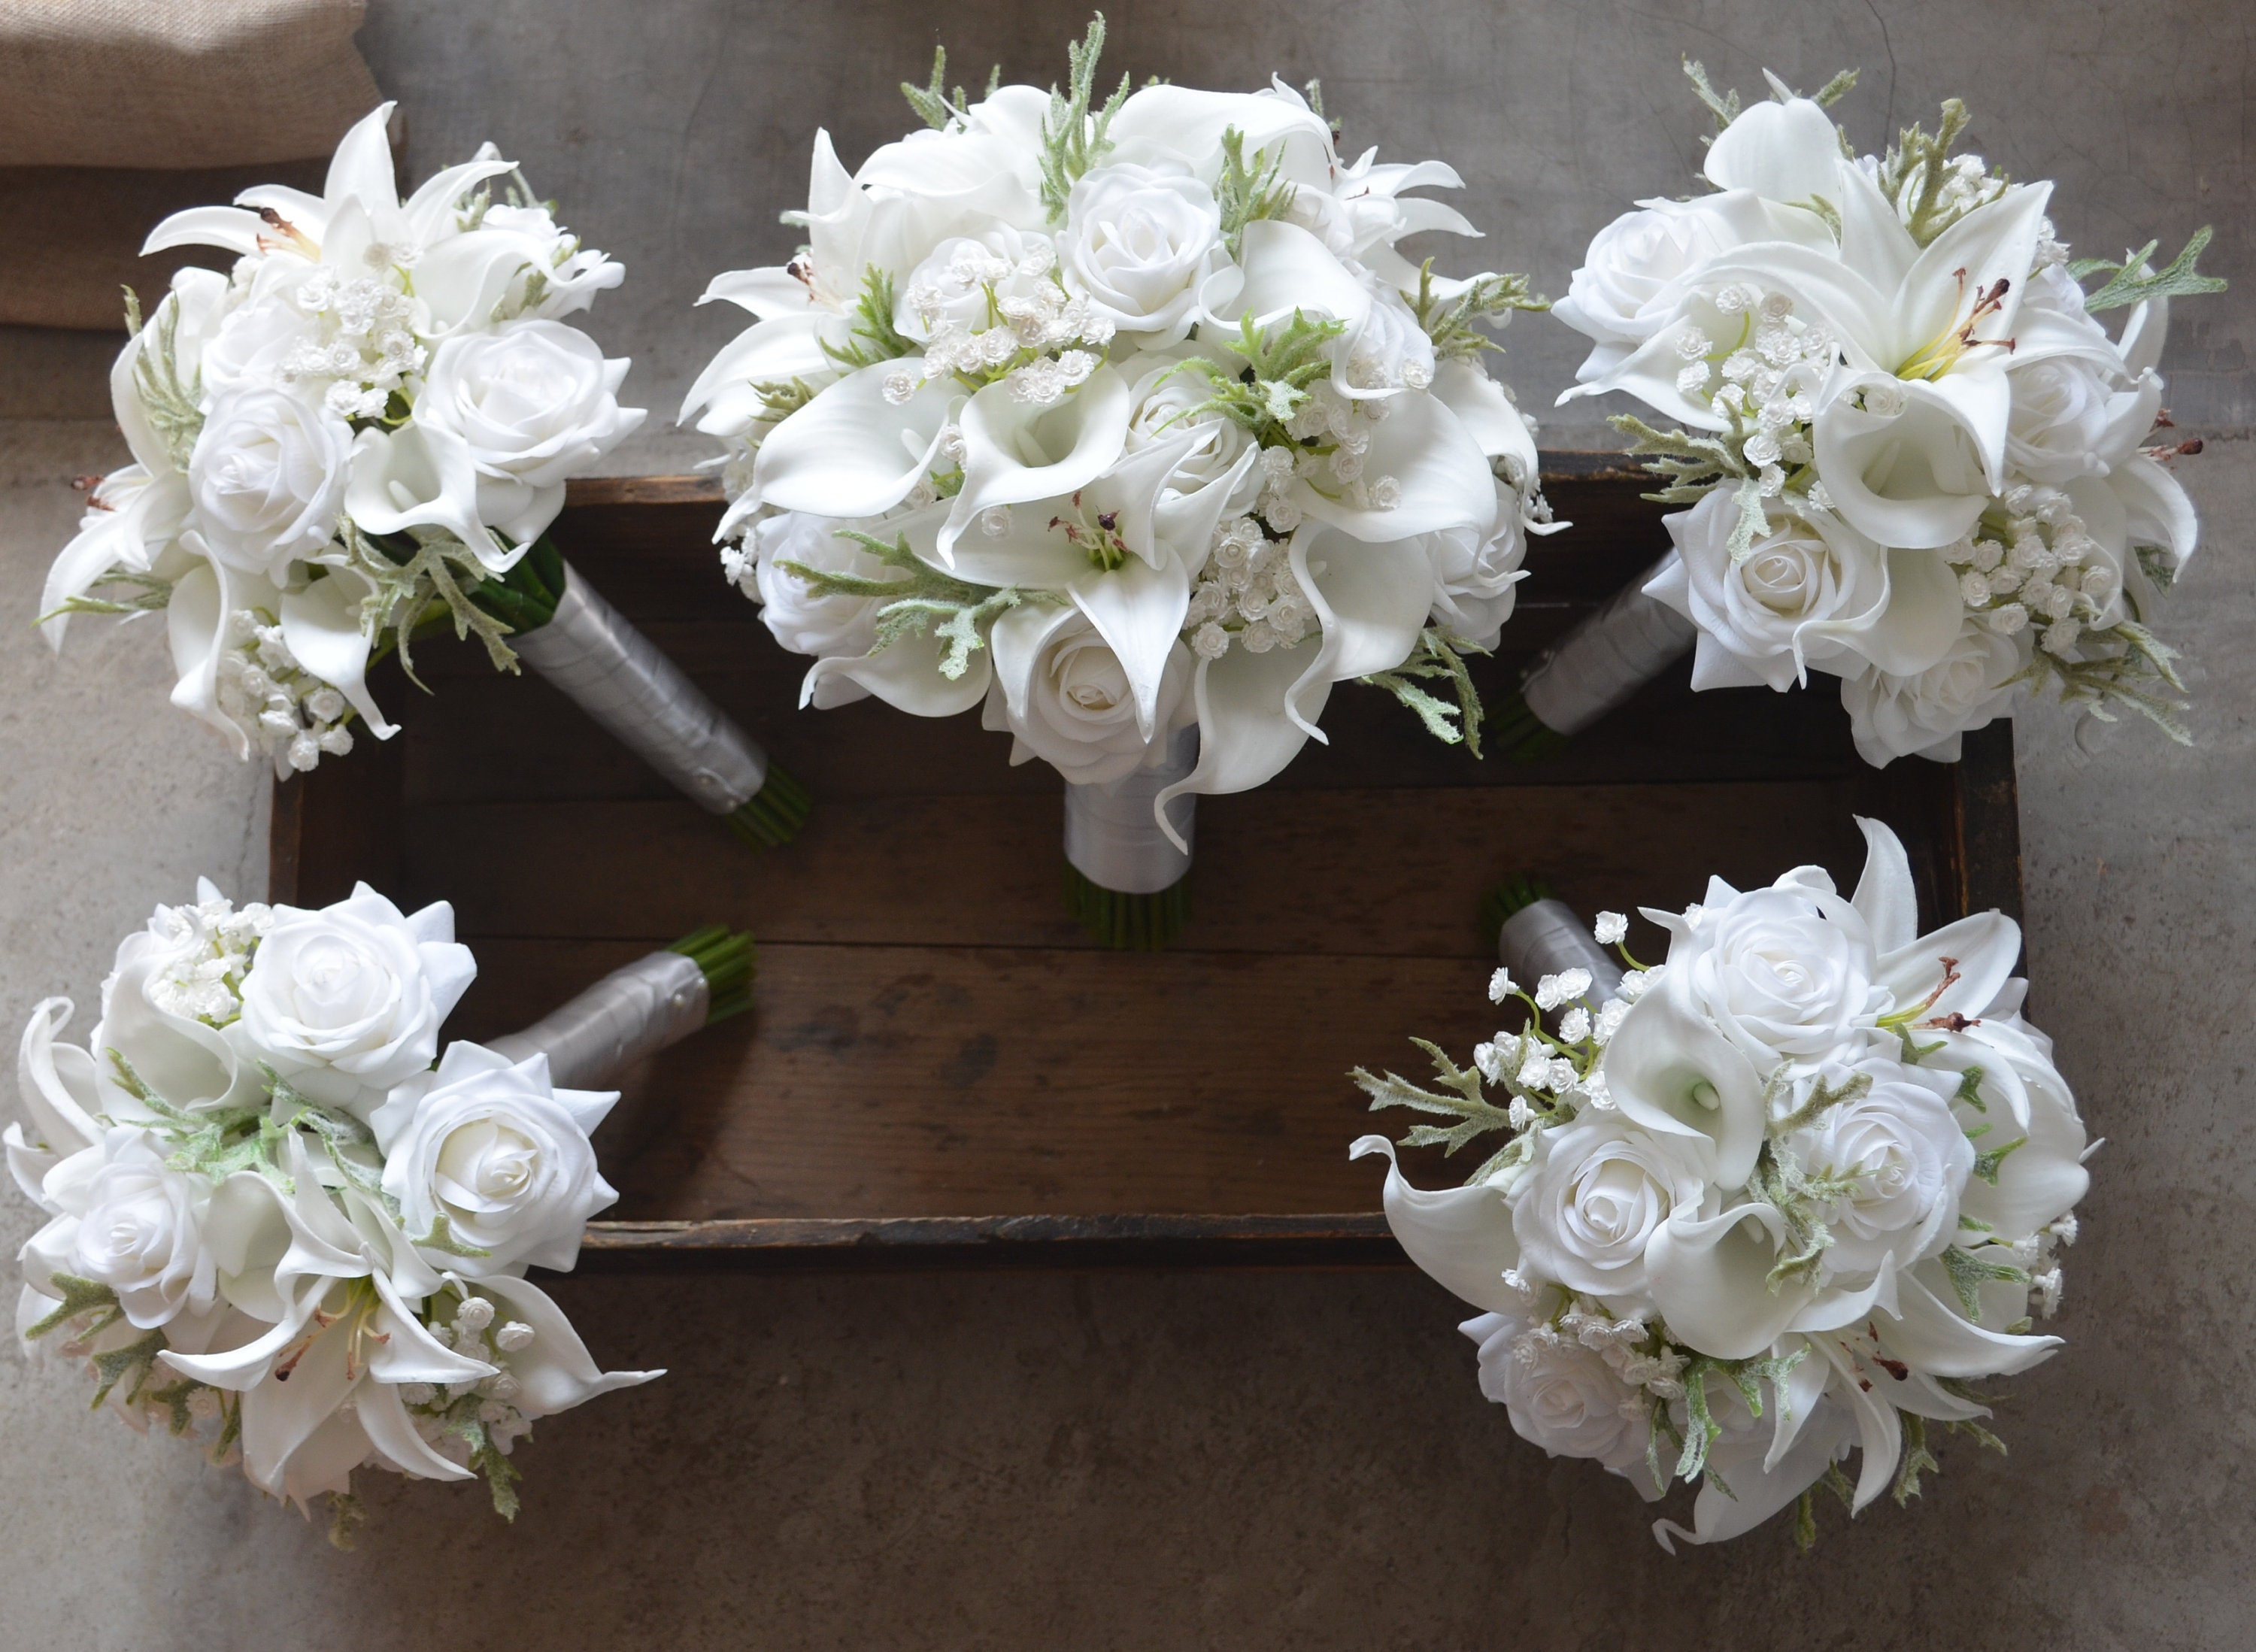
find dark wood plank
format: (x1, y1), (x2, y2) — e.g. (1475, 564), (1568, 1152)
(408, 782), (1878, 960)
(277, 464), (2023, 1266)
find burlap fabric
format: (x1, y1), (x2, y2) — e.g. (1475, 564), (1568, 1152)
(0, 1), (382, 329)
(0, 1), (379, 170)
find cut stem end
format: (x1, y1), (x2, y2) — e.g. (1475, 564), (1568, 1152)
(1478, 872), (1554, 952)
(668, 924), (758, 1023)
(724, 762), (812, 850)
(1066, 865), (1190, 951)
(1490, 690), (1570, 765)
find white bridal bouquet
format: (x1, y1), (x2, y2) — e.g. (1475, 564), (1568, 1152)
(1504, 62), (2223, 766)
(41, 104), (808, 848)
(1352, 819), (2088, 1549)
(685, 16), (1554, 943)
(9, 882), (754, 1540)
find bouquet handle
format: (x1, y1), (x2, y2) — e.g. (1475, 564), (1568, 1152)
(1497, 898), (1624, 1003)
(488, 926), (754, 1090)
(1063, 724), (1197, 949)
(511, 560), (810, 847)
(1494, 552), (1694, 759)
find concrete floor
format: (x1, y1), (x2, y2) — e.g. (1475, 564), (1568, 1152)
(1, 2), (2250, 1645)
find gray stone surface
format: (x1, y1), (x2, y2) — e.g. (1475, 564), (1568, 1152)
(0, 2), (2249, 1645)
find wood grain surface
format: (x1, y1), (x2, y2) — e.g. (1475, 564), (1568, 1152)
(271, 462), (2021, 1263)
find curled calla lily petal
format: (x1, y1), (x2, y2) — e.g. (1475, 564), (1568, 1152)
(942, 370), (1133, 564)
(1285, 528), (1435, 738)
(1883, 1266), (2063, 1376)
(1288, 391), (1497, 542)
(1600, 978), (1765, 1187)
(279, 570), (395, 739)
(1654, 1397), (1855, 1553)
(344, 423), (512, 571)
(1351, 1137), (1524, 1314)
(752, 359), (959, 521)
(1160, 635), (1330, 824)
(1645, 1201), (1815, 1359)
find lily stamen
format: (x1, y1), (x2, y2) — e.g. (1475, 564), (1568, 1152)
(1898, 269), (2016, 380)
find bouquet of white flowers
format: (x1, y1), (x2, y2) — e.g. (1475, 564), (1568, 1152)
(1351, 818), (2088, 1549)
(1502, 62), (2222, 766)
(41, 104), (809, 848)
(9, 882), (753, 1541)
(685, 16), (1554, 943)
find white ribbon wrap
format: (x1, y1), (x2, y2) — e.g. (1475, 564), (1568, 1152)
(1518, 551), (1695, 737)
(1063, 725), (1198, 895)
(511, 562), (770, 814)
(487, 949), (710, 1092)
(1499, 899), (1624, 1002)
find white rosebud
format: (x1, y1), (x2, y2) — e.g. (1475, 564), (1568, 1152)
(1487, 968), (1517, 1005)
(1959, 571), (1992, 606)
(317, 725), (354, 756)
(1192, 621), (1230, 660)
(1988, 602), (2029, 635)
(305, 687), (346, 723)
(1515, 1050), (1555, 1090)
(1592, 912), (1627, 946)
(286, 732), (320, 771)
(882, 368), (921, 406)
(2042, 617), (2082, 655)
(1533, 968), (1591, 1011)
(1474, 1042), (1504, 1084)
(453, 1296), (496, 1332)
(1368, 475), (1402, 510)
(494, 1320), (536, 1352)
(1557, 1007), (1592, 1043)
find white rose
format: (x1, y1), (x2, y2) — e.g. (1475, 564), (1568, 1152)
(1776, 1064), (1972, 1278)
(1124, 354), (1256, 505)
(1665, 875), (1882, 1070)
(1651, 491), (1891, 692)
(232, 884), (476, 1119)
(1467, 1312), (1654, 1477)
(746, 512), (887, 708)
(1424, 483), (1528, 649)
(416, 320), (644, 545)
(2006, 354), (2153, 483)
(1059, 162), (1223, 341)
(43, 1128), (217, 1329)
(1839, 617), (2027, 766)
(1512, 1112), (1710, 1299)
(982, 605), (1195, 786)
(1555, 202), (1739, 350)
(369, 1041), (619, 1275)
(185, 386), (353, 582)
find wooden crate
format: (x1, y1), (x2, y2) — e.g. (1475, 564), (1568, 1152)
(270, 458), (2023, 1270)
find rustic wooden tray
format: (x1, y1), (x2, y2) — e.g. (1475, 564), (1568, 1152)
(269, 457), (2022, 1270)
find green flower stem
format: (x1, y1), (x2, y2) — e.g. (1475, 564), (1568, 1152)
(1065, 864), (1190, 951)
(1490, 689), (1570, 763)
(667, 924), (758, 1023)
(724, 761), (812, 850)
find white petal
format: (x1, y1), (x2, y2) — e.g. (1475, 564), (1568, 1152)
(1350, 1137), (1523, 1314)
(279, 571), (396, 739)
(754, 360), (958, 520)
(1849, 817), (1919, 953)
(942, 370), (1133, 564)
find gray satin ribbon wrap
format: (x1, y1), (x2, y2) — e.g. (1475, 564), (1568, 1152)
(1519, 551), (1696, 736)
(1499, 899), (1624, 1003)
(487, 950), (709, 1092)
(1063, 724), (1198, 894)
(511, 562), (769, 814)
